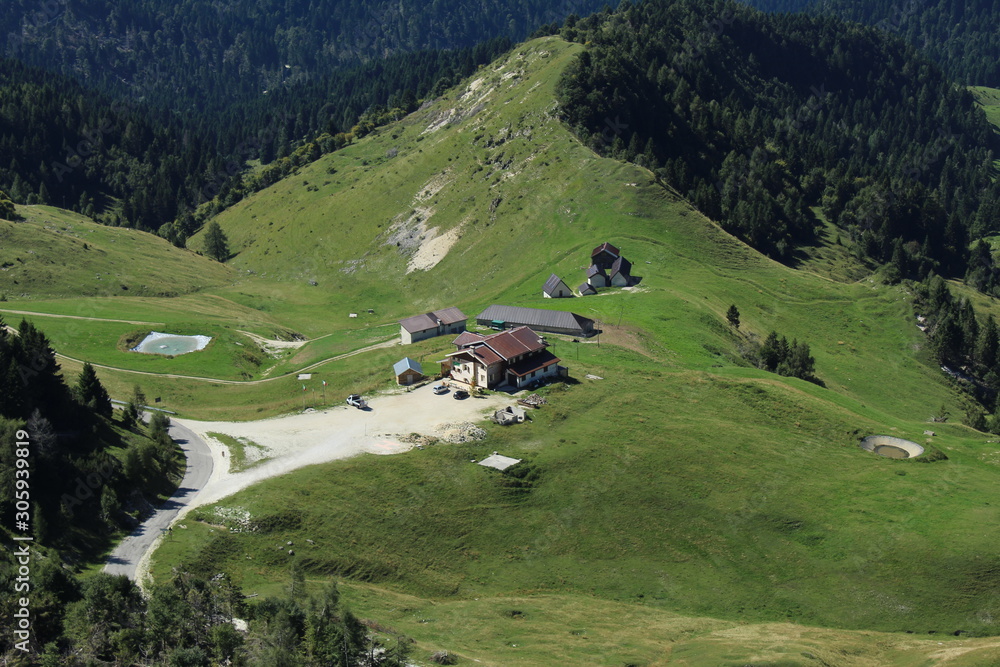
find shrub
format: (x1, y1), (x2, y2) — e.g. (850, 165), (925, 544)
(430, 650), (457, 665)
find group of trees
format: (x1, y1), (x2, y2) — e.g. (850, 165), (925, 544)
(726, 304), (820, 382)
(557, 0), (1000, 276)
(0, 315), (179, 556)
(914, 275), (1000, 431)
(2, 565), (414, 666)
(757, 331), (819, 383)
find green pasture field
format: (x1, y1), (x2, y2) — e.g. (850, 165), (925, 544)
(971, 86), (1000, 131)
(12, 37), (1000, 662)
(151, 358), (998, 643)
(0, 205), (232, 299)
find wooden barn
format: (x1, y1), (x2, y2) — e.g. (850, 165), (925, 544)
(393, 357), (423, 385)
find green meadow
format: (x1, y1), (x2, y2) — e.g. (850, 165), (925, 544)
(0, 205), (232, 299)
(5, 36), (1000, 663)
(971, 86), (1000, 132)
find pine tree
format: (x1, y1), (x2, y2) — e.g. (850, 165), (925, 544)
(289, 559), (306, 600)
(726, 304), (740, 329)
(0, 189), (17, 220)
(887, 237), (907, 283)
(203, 221), (230, 262)
(976, 314), (999, 371)
(77, 362), (112, 419)
(760, 331), (781, 371)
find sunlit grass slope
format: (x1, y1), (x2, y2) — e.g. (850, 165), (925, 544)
(0, 205), (232, 299)
(971, 86), (1000, 131)
(48, 35), (1000, 662)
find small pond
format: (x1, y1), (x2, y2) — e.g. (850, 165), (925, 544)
(132, 332), (212, 356)
(859, 435), (924, 459)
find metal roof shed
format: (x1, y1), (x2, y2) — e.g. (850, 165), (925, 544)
(393, 357), (423, 385)
(476, 304), (595, 337)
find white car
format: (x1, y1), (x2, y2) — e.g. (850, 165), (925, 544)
(432, 384), (449, 395)
(346, 394), (368, 408)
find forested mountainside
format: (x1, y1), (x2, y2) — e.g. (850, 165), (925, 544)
(0, 58), (212, 231)
(0, 0), (599, 235)
(738, 0), (810, 10)
(558, 0), (1000, 283)
(0, 315), (181, 568)
(811, 0), (1000, 86)
(0, 0), (606, 116)
(0, 39), (513, 237)
(739, 0), (1000, 86)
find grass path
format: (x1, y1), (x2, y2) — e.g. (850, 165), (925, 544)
(0, 307), (163, 325)
(53, 337), (398, 384)
(3, 305), (398, 385)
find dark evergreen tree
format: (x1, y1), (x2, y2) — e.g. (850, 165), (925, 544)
(726, 304), (741, 329)
(203, 222), (231, 262)
(0, 189), (17, 220)
(77, 362), (112, 419)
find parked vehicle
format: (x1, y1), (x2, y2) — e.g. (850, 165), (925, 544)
(453, 390), (470, 400)
(346, 394), (368, 408)
(432, 384), (449, 394)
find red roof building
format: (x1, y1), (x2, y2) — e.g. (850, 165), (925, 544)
(591, 242), (620, 270)
(446, 326), (562, 390)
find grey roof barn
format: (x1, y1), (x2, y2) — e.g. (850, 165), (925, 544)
(476, 304), (595, 337)
(542, 273), (573, 298)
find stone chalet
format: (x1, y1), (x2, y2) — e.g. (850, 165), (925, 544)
(591, 242), (620, 270)
(398, 307), (467, 344)
(445, 326), (563, 390)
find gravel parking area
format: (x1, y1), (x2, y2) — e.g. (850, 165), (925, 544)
(176, 384), (511, 511)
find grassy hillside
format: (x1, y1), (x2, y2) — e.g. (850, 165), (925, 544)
(4, 39), (988, 416)
(2, 31), (1000, 664)
(118, 35), (1000, 663)
(972, 86), (1000, 132)
(0, 205), (232, 299)
(182, 37), (955, 419)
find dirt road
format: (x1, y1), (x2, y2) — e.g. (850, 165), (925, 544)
(107, 384), (511, 584)
(179, 383), (510, 509)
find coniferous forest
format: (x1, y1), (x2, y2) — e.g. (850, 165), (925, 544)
(0, 38), (515, 239)
(2, 0), (1000, 663)
(808, 0), (1000, 87)
(740, 0), (999, 86)
(0, 0), (610, 115)
(557, 0), (1000, 278)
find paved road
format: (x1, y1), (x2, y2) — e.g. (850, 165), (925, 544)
(103, 419), (213, 581)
